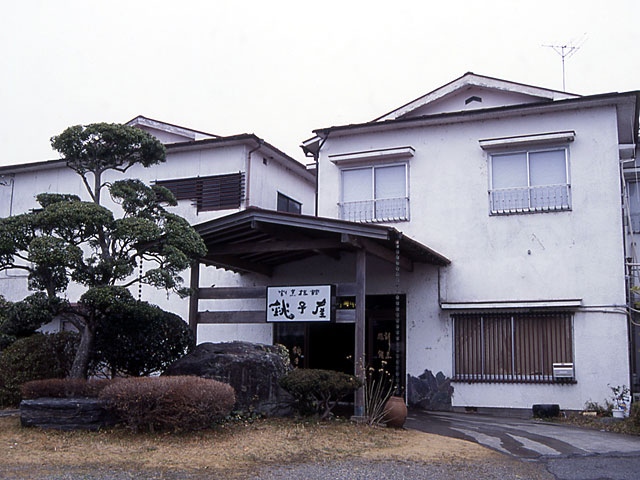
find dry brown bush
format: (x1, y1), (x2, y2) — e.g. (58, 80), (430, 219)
(21, 378), (112, 399)
(99, 375), (235, 432)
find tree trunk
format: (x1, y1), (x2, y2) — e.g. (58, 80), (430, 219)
(68, 323), (95, 379)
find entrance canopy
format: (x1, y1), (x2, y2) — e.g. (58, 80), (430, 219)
(193, 207), (450, 276)
(190, 208), (450, 416)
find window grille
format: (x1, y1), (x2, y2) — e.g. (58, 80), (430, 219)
(452, 312), (573, 383)
(155, 172), (244, 212)
(340, 197), (409, 223)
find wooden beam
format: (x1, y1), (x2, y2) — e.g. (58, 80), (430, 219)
(198, 286), (266, 300)
(198, 310), (266, 324)
(201, 254), (273, 276)
(336, 283), (357, 297)
(210, 238), (343, 256)
(342, 234), (412, 271)
(354, 248), (366, 417)
(253, 222), (342, 260)
(188, 261), (200, 337)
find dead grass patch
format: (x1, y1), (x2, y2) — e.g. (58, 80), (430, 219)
(0, 415), (496, 478)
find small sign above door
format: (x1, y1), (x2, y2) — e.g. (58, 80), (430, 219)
(266, 285), (334, 322)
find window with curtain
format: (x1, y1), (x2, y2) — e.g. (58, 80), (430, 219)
(490, 147), (570, 214)
(452, 312), (573, 383)
(340, 164), (408, 222)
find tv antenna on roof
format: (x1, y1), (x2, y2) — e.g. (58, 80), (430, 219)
(543, 34), (587, 91)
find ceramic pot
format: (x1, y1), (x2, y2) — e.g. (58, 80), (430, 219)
(384, 396), (407, 428)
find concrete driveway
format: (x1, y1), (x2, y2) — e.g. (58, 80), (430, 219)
(407, 410), (640, 480)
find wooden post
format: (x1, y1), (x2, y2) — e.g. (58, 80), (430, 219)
(354, 248), (366, 417)
(188, 261), (200, 340)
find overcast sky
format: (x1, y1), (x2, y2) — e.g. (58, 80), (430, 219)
(1, 0), (638, 167)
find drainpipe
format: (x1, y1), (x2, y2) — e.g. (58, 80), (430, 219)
(0, 174), (15, 216)
(620, 150), (638, 396)
(303, 132), (329, 217)
(245, 138), (263, 208)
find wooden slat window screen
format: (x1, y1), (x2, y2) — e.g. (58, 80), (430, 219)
(156, 173), (245, 212)
(452, 312), (573, 383)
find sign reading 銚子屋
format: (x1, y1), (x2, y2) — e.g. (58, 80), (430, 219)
(266, 285), (334, 322)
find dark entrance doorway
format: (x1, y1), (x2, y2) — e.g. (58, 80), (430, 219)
(274, 294), (406, 392)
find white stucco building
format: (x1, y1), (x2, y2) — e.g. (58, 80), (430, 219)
(296, 72), (639, 412)
(2, 73), (640, 415)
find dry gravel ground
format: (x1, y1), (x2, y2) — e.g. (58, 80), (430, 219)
(0, 413), (552, 479)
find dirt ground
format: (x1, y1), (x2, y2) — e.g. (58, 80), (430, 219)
(0, 414), (521, 479)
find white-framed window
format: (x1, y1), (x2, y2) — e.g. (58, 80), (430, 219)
(489, 147), (570, 214)
(340, 163), (408, 223)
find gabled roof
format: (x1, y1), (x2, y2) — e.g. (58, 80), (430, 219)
(126, 115), (218, 142)
(1, 118), (314, 183)
(375, 72), (579, 121)
(301, 72), (587, 156)
(193, 207), (450, 276)
(302, 84), (639, 157)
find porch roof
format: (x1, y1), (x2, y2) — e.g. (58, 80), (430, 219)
(193, 207), (450, 276)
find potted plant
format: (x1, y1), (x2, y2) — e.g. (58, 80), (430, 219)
(609, 384), (630, 418)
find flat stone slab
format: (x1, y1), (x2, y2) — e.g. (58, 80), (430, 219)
(20, 398), (117, 431)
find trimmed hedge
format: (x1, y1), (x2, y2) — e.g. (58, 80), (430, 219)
(279, 368), (362, 419)
(98, 376), (235, 432)
(21, 378), (112, 400)
(0, 332), (79, 408)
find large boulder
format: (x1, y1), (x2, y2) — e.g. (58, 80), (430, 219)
(164, 341), (293, 417)
(407, 369), (453, 411)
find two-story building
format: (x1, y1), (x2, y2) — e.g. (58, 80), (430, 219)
(188, 73), (639, 414)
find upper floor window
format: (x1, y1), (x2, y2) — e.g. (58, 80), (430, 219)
(155, 172), (244, 213)
(277, 192), (302, 214)
(340, 164), (408, 223)
(489, 147), (570, 214)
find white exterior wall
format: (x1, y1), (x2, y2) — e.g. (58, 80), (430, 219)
(246, 153), (315, 215)
(0, 140), (315, 342)
(316, 103), (629, 410)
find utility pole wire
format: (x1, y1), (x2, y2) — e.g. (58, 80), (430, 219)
(543, 34), (587, 91)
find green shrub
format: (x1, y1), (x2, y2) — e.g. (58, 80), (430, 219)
(99, 376), (235, 432)
(92, 299), (195, 377)
(21, 378), (112, 400)
(0, 293), (63, 351)
(0, 332), (79, 407)
(279, 368), (362, 419)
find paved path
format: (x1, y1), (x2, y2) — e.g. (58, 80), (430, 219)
(407, 410), (640, 480)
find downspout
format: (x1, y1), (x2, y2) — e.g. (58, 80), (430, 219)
(621, 142), (639, 396)
(245, 138), (263, 208)
(0, 174), (15, 216)
(303, 131), (330, 217)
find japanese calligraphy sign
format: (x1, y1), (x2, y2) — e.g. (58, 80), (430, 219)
(266, 285), (334, 322)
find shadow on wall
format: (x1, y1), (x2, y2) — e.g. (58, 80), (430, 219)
(407, 369), (453, 411)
